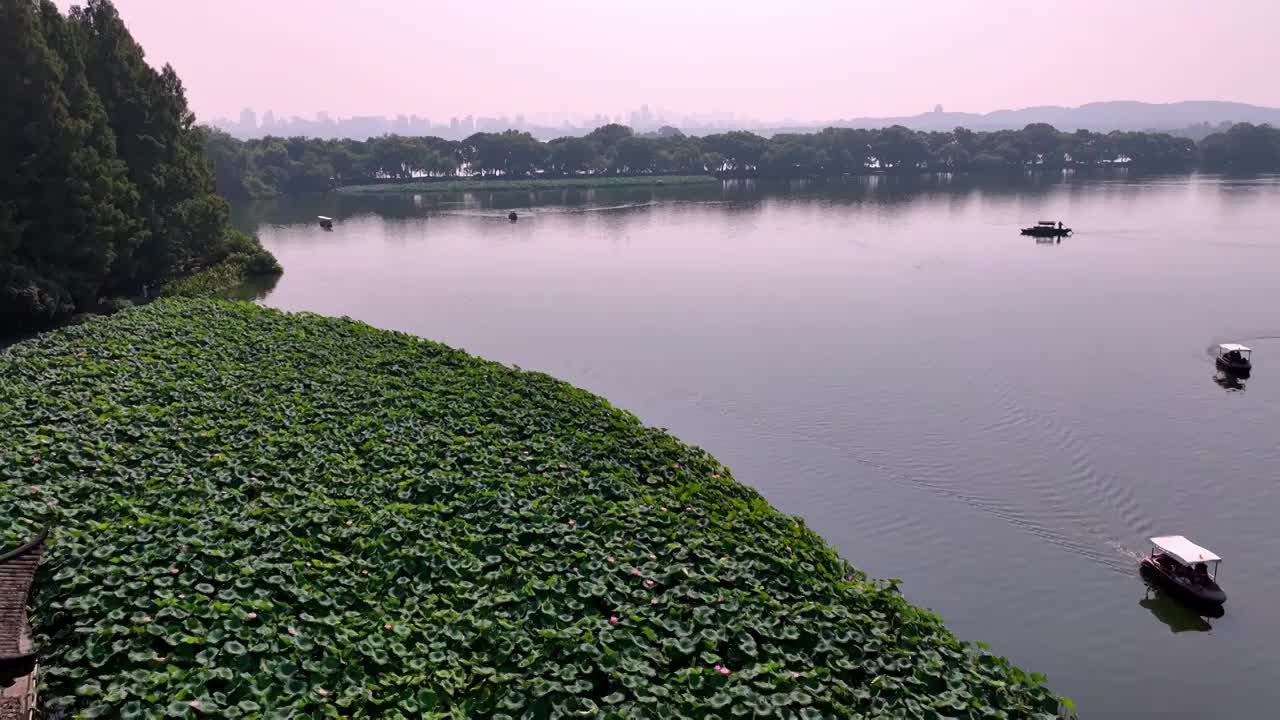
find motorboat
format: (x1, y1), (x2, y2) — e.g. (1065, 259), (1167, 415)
(318, 216), (334, 230)
(1215, 343), (1251, 375)
(1139, 535), (1225, 609)
(1021, 220), (1071, 237)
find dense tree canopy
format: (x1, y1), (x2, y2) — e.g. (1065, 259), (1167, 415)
(1198, 122), (1280, 171)
(1, 0), (278, 332)
(200, 120), (1280, 202)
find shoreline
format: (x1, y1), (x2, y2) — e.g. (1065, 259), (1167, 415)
(335, 174), (721, 194)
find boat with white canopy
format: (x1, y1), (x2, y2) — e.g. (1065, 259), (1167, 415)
(1215, 343), (1251, 375)
(1139, 536), (1226, 608)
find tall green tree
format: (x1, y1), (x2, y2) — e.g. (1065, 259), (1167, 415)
(70, 0), (232, 289)
(0, 0), (138, 329)
(1, 0), (277, 332)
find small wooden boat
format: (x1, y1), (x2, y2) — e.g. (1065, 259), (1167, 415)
(1215, 343), (1251, 375)
(318, 216), (334, 230)
(508, 211), (519, 222)
(1021, 220), (1071, 237)
(1139, 536), (1226, 609)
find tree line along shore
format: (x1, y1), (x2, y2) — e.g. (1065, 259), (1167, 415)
(205, 120), (1280, 199)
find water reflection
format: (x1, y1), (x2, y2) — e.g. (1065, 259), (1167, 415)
(222, 273), (280, 303)
(1213, 371), (1247, 392)
(230, 167), (1180, 235)
(1140, 585), (1218, 632)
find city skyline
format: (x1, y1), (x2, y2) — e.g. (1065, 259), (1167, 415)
(59, 0), (1280, 125)
(209, 99), (1280, 143)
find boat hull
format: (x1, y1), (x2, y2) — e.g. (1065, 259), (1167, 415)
(1140, 559), (1226, 608)
(1020, 227), (1071, 237)
(1216, 357), (1251, 376)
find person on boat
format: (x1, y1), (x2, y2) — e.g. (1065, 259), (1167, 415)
(1057, 221), (1063, 230)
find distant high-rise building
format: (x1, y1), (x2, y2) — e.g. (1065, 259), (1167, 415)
(317, 111), (331, 124)
(262, 110), (275, 131)
(238, 108), (257, 132)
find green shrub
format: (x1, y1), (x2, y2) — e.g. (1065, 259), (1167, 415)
(0, 300), (1065, 718)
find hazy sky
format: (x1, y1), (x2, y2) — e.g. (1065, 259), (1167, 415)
(63, 0), (1280, 122)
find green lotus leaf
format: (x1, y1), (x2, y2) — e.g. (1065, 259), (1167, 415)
(0, 300), (1064, 718)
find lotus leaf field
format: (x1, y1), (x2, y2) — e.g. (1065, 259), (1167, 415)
(0, 300), (1065, 718)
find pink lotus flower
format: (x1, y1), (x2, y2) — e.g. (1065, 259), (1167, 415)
(361, 570), (368, 575)
(189, 699), (203, 711)
(177, 594), (185, 599)
(712, 474), (720, 479)
(141, 616), (152, 623)
(607, 556), (616, 563)
(648, 554), (656, 560)
(630, 568), (641, 576)
(169, 567), (179, 574)
(28, 485), (40, 492)
(650, 598), (659, 605)
(383, 623), (392, 630)
(672, 463), (680, 469)
(644, 579), (655, 588)
(609, 616), (619, 624)
(785, 546), (792, 552)
(345, 520), (353, 526)
(713, 664), (722, 671)
(567, 519), (576, 526)
(288, 627), (298, 636)
(317, 688), (330, 696)
(46, 501), (55, 507)
(31, 457), (39, 463)
(246, 612), (257, 620)
(791, 671), (801, 679)
(660, 506), (668, 512)
(718, 666), (731, 675)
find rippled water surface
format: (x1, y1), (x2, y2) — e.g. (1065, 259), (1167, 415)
(244, 174), (1280, 718)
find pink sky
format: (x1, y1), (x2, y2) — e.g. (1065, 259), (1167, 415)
(61, 0), (1280, 122)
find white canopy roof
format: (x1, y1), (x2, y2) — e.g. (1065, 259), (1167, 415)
(317, 216), (333, 221)
(1219, 343), (1251, 353)
(1151, 536), (1221, 565)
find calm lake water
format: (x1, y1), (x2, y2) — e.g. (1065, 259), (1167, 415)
(242, 174), (1280, 718)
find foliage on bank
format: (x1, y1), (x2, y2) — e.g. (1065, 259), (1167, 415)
(200, 118), (1280, 201)
(158, 231), (282, 298)
(1, 300), (1066, 718)
(0, 0), (279, 333)
(337, 175), (720, 195)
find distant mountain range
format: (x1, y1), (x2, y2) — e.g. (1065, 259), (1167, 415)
(818, 101), (1280, 133)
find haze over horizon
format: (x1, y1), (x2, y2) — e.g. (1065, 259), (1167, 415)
(56, 0), (1280, 125)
